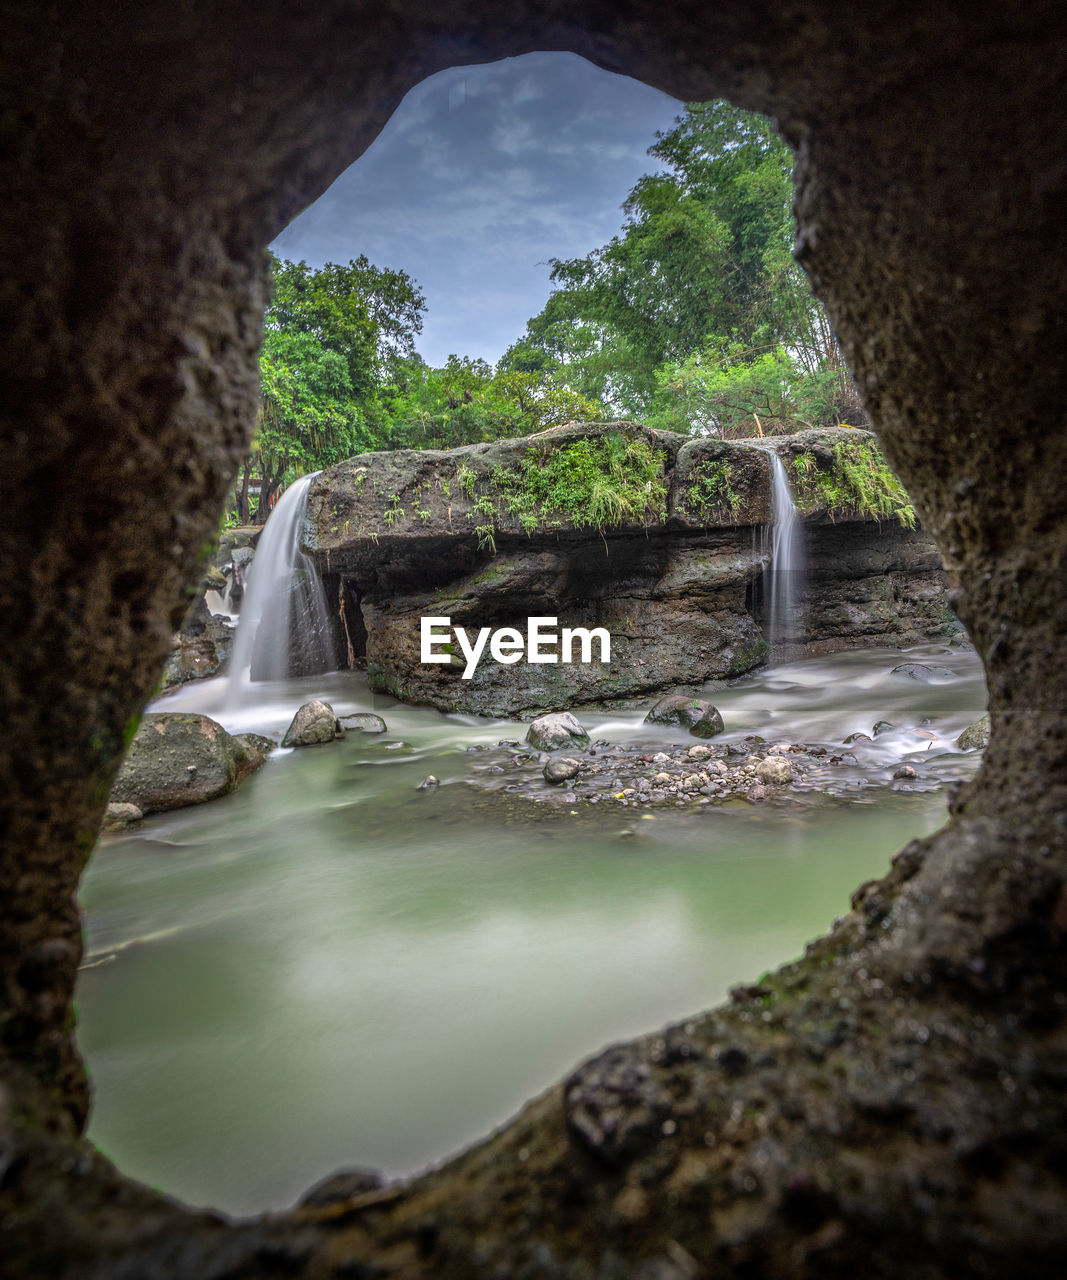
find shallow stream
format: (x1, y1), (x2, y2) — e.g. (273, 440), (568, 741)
(79, 644), (986, 1215)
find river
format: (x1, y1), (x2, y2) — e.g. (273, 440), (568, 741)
(78, 643), (986, 1215)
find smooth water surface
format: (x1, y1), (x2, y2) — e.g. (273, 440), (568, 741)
(79, 644), (986, 1215)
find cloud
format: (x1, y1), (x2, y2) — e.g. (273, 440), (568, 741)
(271, 52), (679, 365)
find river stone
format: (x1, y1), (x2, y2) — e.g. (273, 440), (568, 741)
(526, 711), (590, 751)
(956, 712), (991, 750)
(755, 756), (793, 785)
(644, 695), (725, 739)
(282, 700), (344, 747)
(101, 801), (143, 831)
(890, 662), (957, 682)
(111, 713), (269, 814)
(544, 757), (580, 784)
(340, 712), (388, 734)
(202, 564), (228, 592)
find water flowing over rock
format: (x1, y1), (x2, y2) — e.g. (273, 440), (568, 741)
(304, 425), (948, 716)
(764, 449), (806, 645)
(956, 713), (991, 750)
(226, 476), (340, 707)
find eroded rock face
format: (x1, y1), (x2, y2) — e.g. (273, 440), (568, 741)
(111, 714), (269, 813)
(306, 426), (943, 714)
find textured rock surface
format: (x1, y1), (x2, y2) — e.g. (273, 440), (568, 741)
(308, 426), (942, 714)
(282, 700), (344, 747)
(957, 712), (992, 751)
(161, 596), (236, 690)
(111, 714), (268, 813)
(645, 694), (726, 738)
(1, 2), (1066, 1277)
(526, 711), (591, 751)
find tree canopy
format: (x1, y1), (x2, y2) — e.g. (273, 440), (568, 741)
(229, 101), (865, 524)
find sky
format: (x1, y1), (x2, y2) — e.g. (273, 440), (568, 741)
(270, 52), (681, 368)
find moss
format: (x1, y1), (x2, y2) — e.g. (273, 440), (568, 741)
(791, 440), (915, 527)
(682, 459), (741, 523)
(462, 431), (668, 552)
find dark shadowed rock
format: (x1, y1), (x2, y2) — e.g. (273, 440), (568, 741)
(526, 712), (590, 751)
(111, 714), (268, 814)
(282, 701), (344, 747)
(956, 713), (991, 750)
(564, 1044), (673, 1166)
(543, 757), (580, 784)
(645, 695), (725, 738)
(891, 662), (958, 682)
(298, 1167), (384, 1209)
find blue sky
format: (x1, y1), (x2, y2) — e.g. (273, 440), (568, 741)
(270, 52), (681, 367)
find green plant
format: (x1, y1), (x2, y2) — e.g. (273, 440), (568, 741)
(384, 493), (405, 526)
(791, 441), (915, 527)
(683, 458), (741, 522)
(474, 523), (497, 553)
(457, 463), (476, 497)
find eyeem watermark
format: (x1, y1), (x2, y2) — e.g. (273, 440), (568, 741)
(421, 615), (611, 680)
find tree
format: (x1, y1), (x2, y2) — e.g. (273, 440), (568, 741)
(234, 254), (427, 520)
(515, 100), (858, 426)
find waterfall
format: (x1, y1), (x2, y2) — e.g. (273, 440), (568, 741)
(224, 474), (334, 706)
(764, 451), (806, 647)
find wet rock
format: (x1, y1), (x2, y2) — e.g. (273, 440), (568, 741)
(417, 775), (439, 791)
(894, 764), (918, 779)
(872, 720), (895, 736)
(645, 694), (725, 738)
(341, 712), (388, 734)
(543, 757), (580, 784)
(282, 700), (344, 747)
(202, 564), (228, 593)
(843, 732), (872, 745)
(686, 744), (712, 760)
(102, 801), (143, 831)
(526, 711), (590, 752)
(160, 599), (235, 690)
(956, 712), (991, 750)
(298, 1167), (384, 1209)
(890, 662), (957, 681)
(564, 1045), (672, 1166)
(111, 713), (268, 814)
(756, 756), (793, 785)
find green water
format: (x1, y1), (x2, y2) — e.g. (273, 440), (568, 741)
(78, 645), (985, 1215)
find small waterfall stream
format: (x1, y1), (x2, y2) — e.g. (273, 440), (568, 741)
(763, 450), (806, 646)
(225, 474), (334, 706)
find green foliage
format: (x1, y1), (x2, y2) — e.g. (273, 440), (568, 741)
(791, 440), (916, 527)
(682, 460), (741, 522)
(380, 354), (604, 450)
(509, 100), (863, 430)
(648, 344), (852, 438)
(467, 432), (668, 548)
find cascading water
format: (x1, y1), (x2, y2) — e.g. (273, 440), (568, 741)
(224, 473), (335, 707)
(763, 450), (806, 647)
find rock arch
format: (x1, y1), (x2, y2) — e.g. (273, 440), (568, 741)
(1, 2), (1065, 1274)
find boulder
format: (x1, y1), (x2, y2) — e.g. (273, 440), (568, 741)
(645, 695), (725, 738)
(956, 712), (991, 751)
(755, 756), (793, 785)
(890, 662), (957, 682)
(282, 700), (344, 747)
(544, 757), (580, 784)
(101, 801), (143, 831)
(340, 712), (388, 734)
(526, 712), (590, 752)
(111, 714), (269, 814)
(160, 609), (235, 690)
